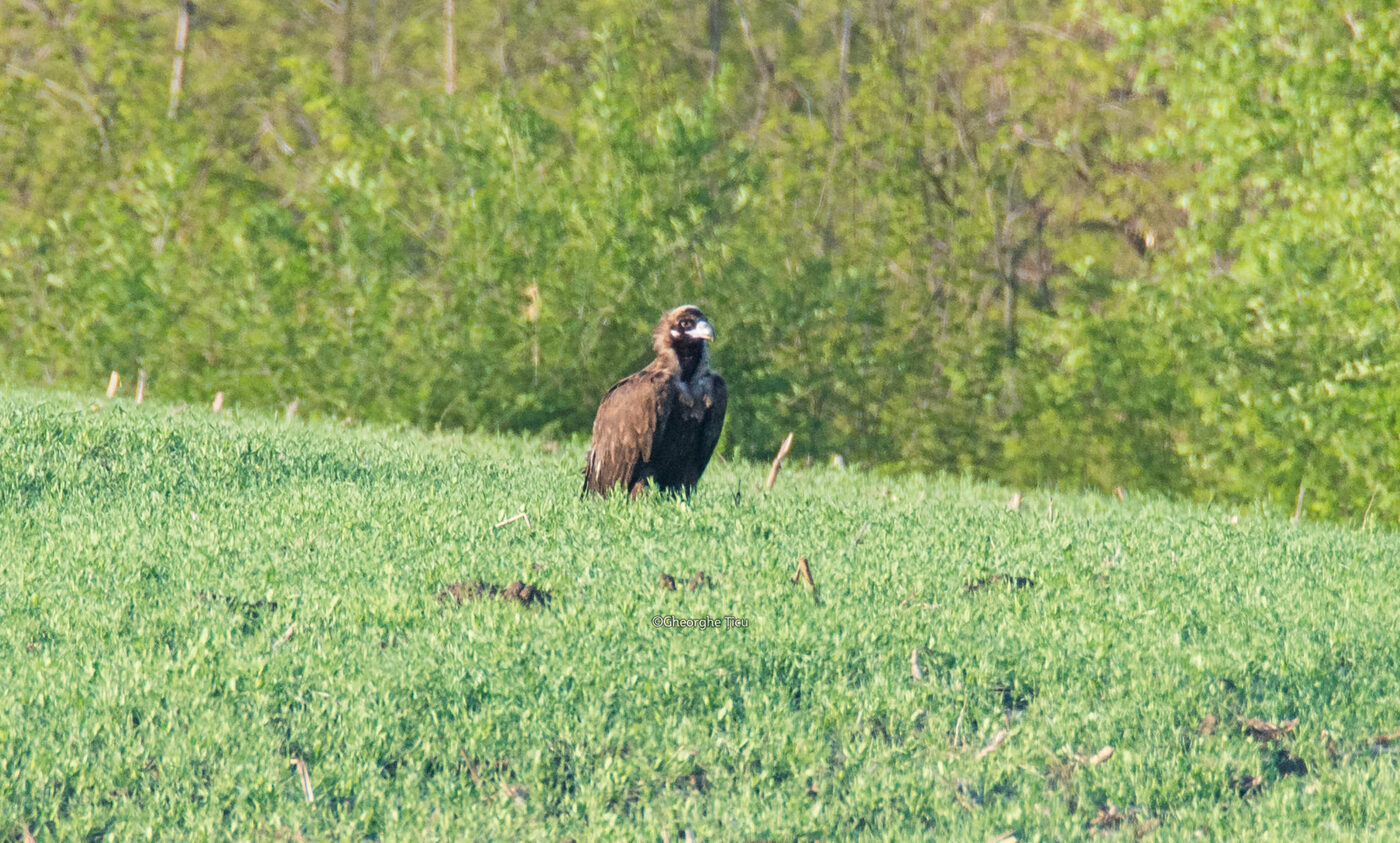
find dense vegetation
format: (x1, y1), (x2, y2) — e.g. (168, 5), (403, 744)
(3, 1), (1398, 522)
(4, 388), (1400, 838)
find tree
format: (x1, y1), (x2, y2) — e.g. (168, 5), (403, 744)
(1116, 0), (1400, 519)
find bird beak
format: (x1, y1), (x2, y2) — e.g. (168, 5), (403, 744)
(686, 320), (715, 342)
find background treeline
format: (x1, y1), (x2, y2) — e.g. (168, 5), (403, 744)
(2, 0), (1398, 522)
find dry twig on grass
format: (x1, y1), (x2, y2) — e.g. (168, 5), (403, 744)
(273, 623), (296, 649)
(492, 512), (530, 529)
(765, 432), (794, 490)
(1082, 745), (1114, 765)
(791, 556), (819, 603)
(976, 728), (1009, 760)
(290, 757), (314, 804)
(848, 522), (870, 552)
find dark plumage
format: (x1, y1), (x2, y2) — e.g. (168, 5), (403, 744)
(582, 305), (728, 498)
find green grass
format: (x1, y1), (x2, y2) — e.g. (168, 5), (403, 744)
(3, 387), (1400, 841)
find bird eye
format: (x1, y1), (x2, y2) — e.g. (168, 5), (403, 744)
(679, 319), (694, 330)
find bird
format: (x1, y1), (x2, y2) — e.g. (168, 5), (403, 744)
(582, 305), (727, 498)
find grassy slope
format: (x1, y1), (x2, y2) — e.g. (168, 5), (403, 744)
(2, 387), (1399, 841)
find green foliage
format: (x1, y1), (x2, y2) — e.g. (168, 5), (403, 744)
(0, 0), (1175, 495)
(1111, 1), (1400, 520)
(4, 0), (1400, 522)
(3, 40), (764, 435)
(5, 389), (1400, 838)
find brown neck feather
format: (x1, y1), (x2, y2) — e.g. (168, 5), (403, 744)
(674, 344), (705, 380)
(652, 339), (709, 381)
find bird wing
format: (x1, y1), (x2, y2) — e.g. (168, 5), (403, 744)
(582, 369), (673, 496)
(682, 373), (728, 489)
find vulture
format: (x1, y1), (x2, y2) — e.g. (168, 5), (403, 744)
(582, 305), (728, 498)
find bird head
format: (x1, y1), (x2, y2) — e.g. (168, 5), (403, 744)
(654, 305), (715, 354)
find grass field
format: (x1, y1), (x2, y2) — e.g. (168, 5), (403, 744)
(3, 387), (1400, 840)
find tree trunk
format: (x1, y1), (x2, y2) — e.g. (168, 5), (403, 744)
(444, 0), (457, 95)
(334, 0), (354, 86)
(1003, 276), (1018, 357)
(706, 0), (724, 81)
(167, 0), (191, 119)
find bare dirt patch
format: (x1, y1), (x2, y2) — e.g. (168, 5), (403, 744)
(194, 591), (278, 619)
(991, 682), (1036, 713)
(1089, 803), (1125, 831)
(1371, 729), (1400, 748)
(657, 571), (709, 591)
(1214, 717), (1311, 799)
(672, 765), (708, 794)
(965, 575), (1036, 593)
(1240, 717), (1298, 743)
(438, 579), (551, 607)
(1232, 773), (1265, 798)
(1087, 804), (1158, 838)
(1272, 748), (1308, 777)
